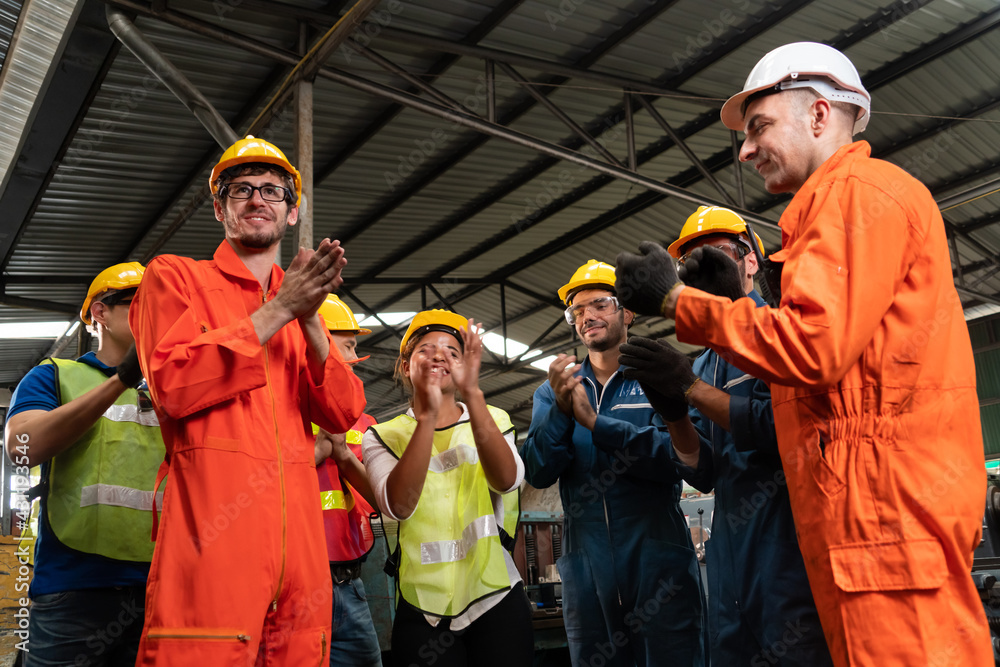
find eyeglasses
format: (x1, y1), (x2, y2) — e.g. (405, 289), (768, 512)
(221, 182), (292, 203)
(564, 295), (621, 325)
(677, 240), (750, 266)
(98, 292), (136, 308)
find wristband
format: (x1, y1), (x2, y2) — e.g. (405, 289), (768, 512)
(660, 282), (685, 319)
(683, 377), (702, 402)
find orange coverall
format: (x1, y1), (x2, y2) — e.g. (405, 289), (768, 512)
(675, 141), (991, 666)
(129, 240), (366, 666)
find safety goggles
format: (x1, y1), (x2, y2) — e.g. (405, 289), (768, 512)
(677, 240), (750, 266)
(98, 288), (137, 308)
(564, 295), (621, 325)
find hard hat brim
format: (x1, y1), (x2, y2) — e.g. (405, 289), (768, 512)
(720, 83), (776, 132)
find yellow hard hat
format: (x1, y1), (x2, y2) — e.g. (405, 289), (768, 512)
(666, 206), (765, 259)
(81, 262), (145, 324)
(209, 135), (302, 206)
(399, 309), (469, 355)
(318, 295), (371, 335)
(557, 259), (616, 305)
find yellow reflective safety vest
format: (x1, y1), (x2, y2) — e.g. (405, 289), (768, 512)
(315, 414), (378, 563)
(40, 358), (165, 561)
(370, 405), (520, 618)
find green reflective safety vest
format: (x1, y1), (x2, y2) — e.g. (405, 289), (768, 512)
(41, 357), (166, 562)
(370, 405), (520, 618)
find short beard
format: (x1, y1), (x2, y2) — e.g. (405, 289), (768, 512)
(238, 224), (287, 249)
(582, 313), (626, 353)
(223, 213), (288, 250)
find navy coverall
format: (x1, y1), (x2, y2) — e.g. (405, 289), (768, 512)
(522, 358), (705, 667)
(678, 291), (832, 666)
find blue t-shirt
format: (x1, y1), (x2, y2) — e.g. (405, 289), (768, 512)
(8, 352), (150, 596)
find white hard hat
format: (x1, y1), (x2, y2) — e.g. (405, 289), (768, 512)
(721, 42), (871, 135)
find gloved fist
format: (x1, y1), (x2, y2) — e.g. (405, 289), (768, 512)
(639, 381), (689, 422)
(619, 336), (697, 405)
(116, 344), (144, 389)
(615, 241), (681, 317)
(677, 246), (745, 302)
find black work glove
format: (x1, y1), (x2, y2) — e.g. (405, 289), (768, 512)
(619, 336), (698, 412)
(677, 246), (745, 302)
(638, 381), (689, 422)
(116, 344), (144, 389)
(615, 241), (682, 317)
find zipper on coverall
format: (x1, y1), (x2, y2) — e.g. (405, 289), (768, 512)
(262, 288), (288, 612)
(588, 374), (624, 607)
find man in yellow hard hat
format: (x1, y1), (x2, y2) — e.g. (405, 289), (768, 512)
(619, 206), (833, 666)
(616, 43), (991, 666)
(521, 260), (706, 667)
(129, 135), (366, 665)
(312, 294), (382, 667)
(4, 263), (164, 666)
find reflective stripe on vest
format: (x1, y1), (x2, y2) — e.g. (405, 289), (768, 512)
(316, 415), (378, 563)
(42, 358), (165, 562)
(320, 490), (347, 511)
(421, 514), (497, 565)
(371, 404), (519, 618)
(428, 444), (478, 473)
(104, 403), (160, 427)
(80, 484), (164, 511)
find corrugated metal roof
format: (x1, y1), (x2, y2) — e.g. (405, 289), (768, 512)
(0, 0), (23, 72)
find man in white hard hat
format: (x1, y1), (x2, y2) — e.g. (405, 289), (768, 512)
(615, 42), (991, 666)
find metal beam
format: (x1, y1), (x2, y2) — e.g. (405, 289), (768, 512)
(376, 24), (717, 104)
(295, 21), (314, 249)
(498, 61), (623, 167)
(341, 0), (860, 283)
(862, 6), (1000, 90)
(635, 94), (735, 206)
(937, 175), (1000, 213)
(348, 39), (466, 112)
(312, 0), (525, 188)
(0, 295), (78, 316)
(295, 0), (380, 83)
(957, 211), (1000, 234)
(731, 130), (745, 208)
(332, 0), (680, 247)
(315, 68), (781, 228)
(955, 286), (1000, 307)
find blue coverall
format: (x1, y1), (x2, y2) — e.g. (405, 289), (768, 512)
(522, 358), (706, 667)
(678, 291), (832, 666)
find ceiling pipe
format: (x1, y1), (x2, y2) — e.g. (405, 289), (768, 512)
(106, 6), (239, 148)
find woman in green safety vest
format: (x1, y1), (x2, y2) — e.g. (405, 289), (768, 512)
(362, 309), (533, 666)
